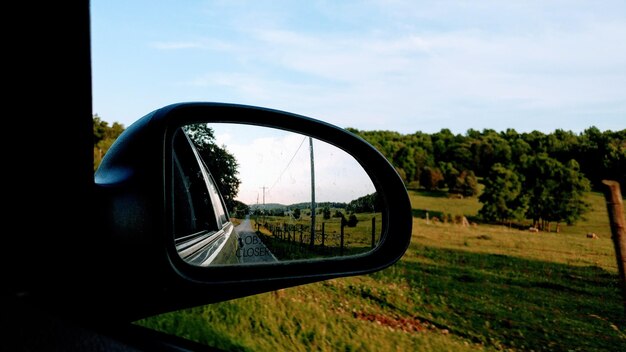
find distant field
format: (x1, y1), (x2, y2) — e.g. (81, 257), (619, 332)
(409, 189), (617, 236)
(409, 190), (619, 273)
(139, 191), (626, 351)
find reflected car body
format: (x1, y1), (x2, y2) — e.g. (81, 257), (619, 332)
(172, 128), (241, 266)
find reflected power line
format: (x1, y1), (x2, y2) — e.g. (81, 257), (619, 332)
(268, 136), (307, 194)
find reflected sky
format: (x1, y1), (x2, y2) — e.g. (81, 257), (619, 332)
(210, 123), (375, 205)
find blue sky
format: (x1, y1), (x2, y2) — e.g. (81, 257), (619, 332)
(91, 0), (625, 135)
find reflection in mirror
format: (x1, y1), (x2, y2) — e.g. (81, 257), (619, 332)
(172, 123), (382, 266)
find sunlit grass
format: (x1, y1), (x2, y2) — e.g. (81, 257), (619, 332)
(409, 190), (620, 272)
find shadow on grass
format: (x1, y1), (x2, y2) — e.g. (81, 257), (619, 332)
(371, 245), (626, 351)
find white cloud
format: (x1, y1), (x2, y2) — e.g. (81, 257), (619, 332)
(199, 16), (625, 132)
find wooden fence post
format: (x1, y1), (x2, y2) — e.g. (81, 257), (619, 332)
(601, 180), (626, 311)
(371, 217), (376, 248)
(340, 222), (345, 256)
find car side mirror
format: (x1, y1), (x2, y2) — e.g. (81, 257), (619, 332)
(94, 102), (411, 320)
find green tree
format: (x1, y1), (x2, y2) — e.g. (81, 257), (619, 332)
(473, 130), (512, 175)
(479, 163), (527, 224)
(521, 154), (590, 231)
(459, 170), (479, 197)
(546, 159), (591, 231)
(448, 142), (473, 172)
(509, 137), (532, 165)
(347, 213), (358, 227)
(346, 193), (380, 213)
(579, 127), (626, 192)
(322, 206), (331, 220)
(93, 115), (125, 171)
(522, 154), (559, 230)
(431, 128), (456, 163)
(440, 162), (459, 192)
(393, 144), (417, 183)
(231, 200), (250, 218)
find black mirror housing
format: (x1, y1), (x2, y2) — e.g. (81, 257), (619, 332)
(93, 102), (412, 321)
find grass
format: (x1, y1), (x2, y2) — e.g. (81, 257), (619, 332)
(410, 189), (483, 221)
(249, 213), (383, 260)
(139, 276), (493, 352)
(137, 191), (626, 351)
(409, 190), (620, 272)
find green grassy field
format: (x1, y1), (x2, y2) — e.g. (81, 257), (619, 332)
(408, 190), (619, 272)
(137, 191), (626, 351)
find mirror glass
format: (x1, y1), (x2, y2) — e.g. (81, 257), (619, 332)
(171, 123), (383, 266)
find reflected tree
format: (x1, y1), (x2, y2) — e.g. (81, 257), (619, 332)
(183, 123), (241, 212)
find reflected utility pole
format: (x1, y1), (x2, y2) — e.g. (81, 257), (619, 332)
(260, 186), (267, 206)
(260, 186), (267, 222)
(309, 137), (316, 249)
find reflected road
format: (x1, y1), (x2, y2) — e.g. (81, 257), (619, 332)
(235, 217), (277, 263)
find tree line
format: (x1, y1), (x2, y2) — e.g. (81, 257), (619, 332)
(349, 127), (625, 230)
(246, 194), (379, 223)
(94, 116), (624, 231)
